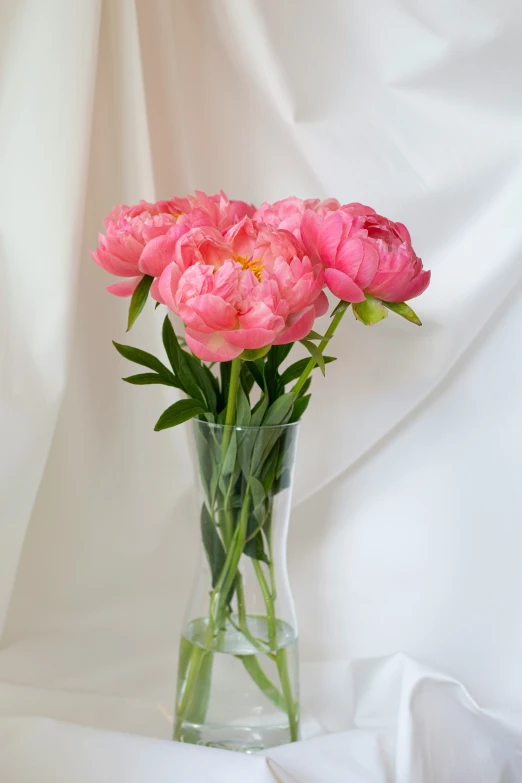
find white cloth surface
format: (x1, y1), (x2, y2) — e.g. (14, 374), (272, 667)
(1, 0), (522, 780)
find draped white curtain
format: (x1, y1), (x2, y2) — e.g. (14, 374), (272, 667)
(2, 1), (522, 780)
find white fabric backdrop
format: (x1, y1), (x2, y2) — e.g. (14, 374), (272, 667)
(2, 0), (522, 779)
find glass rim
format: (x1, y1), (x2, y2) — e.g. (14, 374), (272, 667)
(193, 418), (300, 433)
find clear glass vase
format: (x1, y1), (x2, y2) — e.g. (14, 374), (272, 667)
(174, 419), (300, 752)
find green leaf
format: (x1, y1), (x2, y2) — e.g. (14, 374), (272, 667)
(263, 345), (294, 399)
(331, 300), (350, 317)
(244, 482), (270, 562)
(300, 339), (326, 375)
(269, 344), (294, 368)
(249, 476), (266, 520)
(290, 393), (311, 422)
(122, 372), (182, 388)
(241, 394), (295, 479)
(244, 530), (269, 565)
(383, 300), (422, 326)
(245, 360), (265, 391)
(250, 394), (268, 426)
(219, 362), (232, 408)
(264, 350), (279, 404)
(154, 301), (161, 310)
(154, 398), (206, 431)
(352, 294), (388, 325)
(261, 450), (279, 494)
(263, 392), (294, 426)
(305, 330), (331, 341)
(200, 504), (227, 588)
(186, 354), (218, 413)
(235, 381), (251, 426)
(162, 316), (205, 403)
(221, 430), (238, 475)
(193, 421), (218, 503)
(296, 377), (312, 397)
(280, 356), (336, 387)
(240, 363), (256, 397)
(127, 275), (153, 331)
(113, 342), (178, 383)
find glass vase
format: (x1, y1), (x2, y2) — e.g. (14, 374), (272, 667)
(173, 419), (300, 752)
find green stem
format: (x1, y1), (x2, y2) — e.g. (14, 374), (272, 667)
(253, 560), (277, 643)
(240, 655), (287, 713)
(235, 573), (270, 653)
(252, 557), (298, 742)
(276, 647), (298, 741)
(215, 485), (251, 611)
(225, 357), (242, 426)
(291, 301), (349, 398)
(173, 643), (208, 740)
(221, 358), (242, 544)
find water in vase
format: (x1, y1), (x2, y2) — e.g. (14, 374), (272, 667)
(175, 615), (299, 752)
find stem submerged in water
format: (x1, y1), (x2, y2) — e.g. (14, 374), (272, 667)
(253, 558), (299, 742)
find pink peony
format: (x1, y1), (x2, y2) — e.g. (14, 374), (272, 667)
(301, 204), (430, 304)
(91, 192), (256, 298)
(158, 222), (325, 362)
(184, 190), (256, 231)
(138, 217), (218, 281)
(254, 197), (340, 241)
(91, 200), (179, 297)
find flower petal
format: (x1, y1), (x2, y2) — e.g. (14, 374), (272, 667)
(90, 248), (138, 277)
(185, 294), (238, 331)
(300, 210), (321, 256)
(336, 238), (379, 289)
(139, 233), (178, 277)
(324, 268), (365, 303)
(158, 262), (182, 312)
(223, 328), (276, 350)
(239, 302), (284, 332)
(178, 304), (214, 333)
(104, 233), (144, 265)
(313, 290), (329, 317)
(365, 248), (416, 301)
(150, 277), (164, 303)
(185, 329), (243, 362)
(397, 269), (431, 302)
(317, 213), (343, 266)
(105, 276), (143, 297)
(273, 305), (316, 344)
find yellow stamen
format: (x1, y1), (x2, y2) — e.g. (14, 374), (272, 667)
(236, 255), (265, 282)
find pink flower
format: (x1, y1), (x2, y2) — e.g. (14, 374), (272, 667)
(91, 200), (179, 297)
(158, 224), (325, 362)
(138, 216), (218, 278)
(254, 197), (307, 238)
(225, 217), (305, 265)
(304, 198), (342, 216)
(91, 192), (256, 299)
(301, 204), (430, 304)
(184, 190), (256, 230)
(254, 197), (340, 241)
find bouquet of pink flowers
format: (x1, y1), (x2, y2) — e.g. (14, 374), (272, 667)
(92, 191), (430, 750)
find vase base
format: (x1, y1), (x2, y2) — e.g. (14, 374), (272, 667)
(176, 719), (293, 752)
